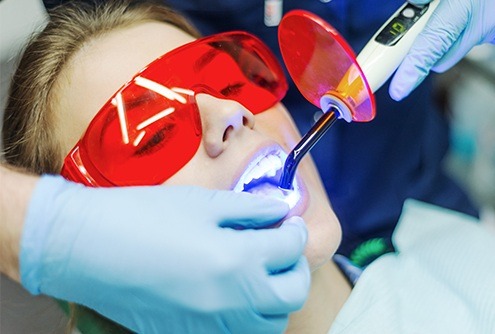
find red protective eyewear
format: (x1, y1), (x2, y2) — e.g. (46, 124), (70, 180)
(61, 32), (288, 186)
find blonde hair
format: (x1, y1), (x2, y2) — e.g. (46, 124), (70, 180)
(2, 1), (200, 332)
(2, 0), (200, 175)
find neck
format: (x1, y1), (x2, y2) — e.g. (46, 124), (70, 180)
(285, 260), (352, 334)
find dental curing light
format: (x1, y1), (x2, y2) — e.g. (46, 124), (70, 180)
(278, 1), (439, 190)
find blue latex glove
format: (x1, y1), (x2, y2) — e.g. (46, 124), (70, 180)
(390, 0), (495, 100)
(21, 175), (310, 333)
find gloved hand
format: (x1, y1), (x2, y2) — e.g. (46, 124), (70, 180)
(390, 0), (495, 100)
(21, 175), (310, 333)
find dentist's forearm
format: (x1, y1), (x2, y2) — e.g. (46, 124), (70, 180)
(0, 164), (38, 282)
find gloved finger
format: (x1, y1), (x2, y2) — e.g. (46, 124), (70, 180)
(253, 216), (308, 272)
(432, 12), (495, 72)
(222, 310), (289, 334)
(432, 29), (478, 73)
(407, 0), (433, 5)
(168, 186), (289, 228)
(212, 191), (290, 229)
(258, 256), (311, 315)
(389, 0), (467, 100)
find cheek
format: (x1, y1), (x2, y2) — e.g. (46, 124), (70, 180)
(162, 144), (233, 189)
(255, 105), (302, 152)
(304, 205), (341, 271)
(163, 150), (208, 187)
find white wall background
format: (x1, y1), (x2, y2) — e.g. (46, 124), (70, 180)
(0, 0), (47, 151)
(1, 2), (72, 333)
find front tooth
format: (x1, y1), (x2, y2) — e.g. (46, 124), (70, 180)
(235, 153), (285, 192)
(252, 155), (281, 180)
(267, 154), (282, 169)
(258, 157), (272, 173)
(250, 164), (265, 180)
(266, 168), (276, 177)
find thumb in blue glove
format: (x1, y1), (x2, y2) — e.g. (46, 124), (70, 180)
(21, 175), (310, 333)
(390, 0), (495, 101)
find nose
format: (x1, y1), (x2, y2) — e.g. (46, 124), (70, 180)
(196, 93), (255, 158)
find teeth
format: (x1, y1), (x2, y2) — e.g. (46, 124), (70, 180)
(250, 160), (268, 180)
(233, 149), (302, 209)
(266, 155), (282, 176)
(233, 151), (285, 193)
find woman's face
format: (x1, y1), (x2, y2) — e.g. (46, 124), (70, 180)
(53, 21), (341, 271)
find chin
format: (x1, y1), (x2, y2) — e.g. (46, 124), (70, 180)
(298, 167), (342, 271)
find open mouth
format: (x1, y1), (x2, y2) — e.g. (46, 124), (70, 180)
(233, 149), (301, 208)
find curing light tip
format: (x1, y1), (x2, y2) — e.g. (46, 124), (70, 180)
(279, 108), (339, 190)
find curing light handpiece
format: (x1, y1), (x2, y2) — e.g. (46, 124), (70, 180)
(277, 1), (439, 191)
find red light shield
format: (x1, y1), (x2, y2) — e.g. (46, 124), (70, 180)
(278, 10), (375, 122)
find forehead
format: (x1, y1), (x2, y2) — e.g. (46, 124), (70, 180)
(54, 21), (195, 153)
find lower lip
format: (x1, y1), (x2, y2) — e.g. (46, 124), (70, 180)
(245, 176), (308, 229)
(279, 187), (300, 209)
(244, 179), (301, 209)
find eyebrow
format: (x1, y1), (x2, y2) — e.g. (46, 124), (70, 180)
(135, 76), (187, 104)
(193, 48), (221, 72)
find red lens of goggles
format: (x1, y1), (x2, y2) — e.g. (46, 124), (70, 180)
(61, 32), (288, 186)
